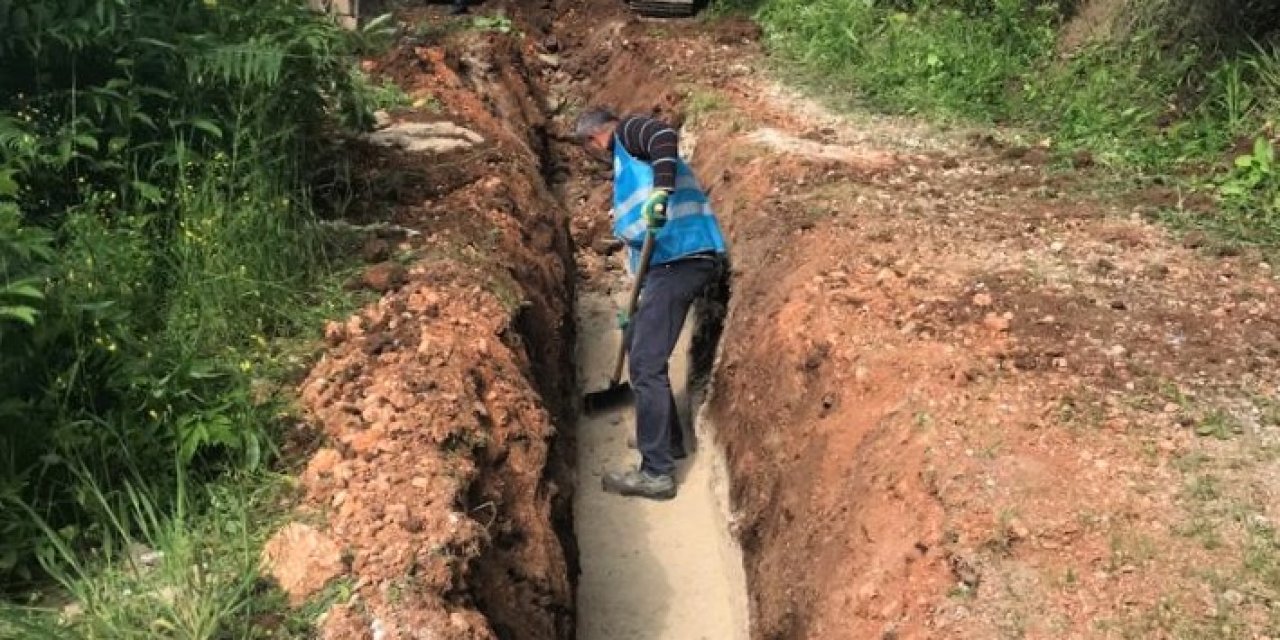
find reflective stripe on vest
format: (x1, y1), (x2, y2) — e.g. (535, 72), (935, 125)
(611, 135), (728, 273)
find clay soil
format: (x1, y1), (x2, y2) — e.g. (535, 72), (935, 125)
(554, 9), (1280, 640)
(267, 2), (1280, 639)
(272, 8), (579, 639)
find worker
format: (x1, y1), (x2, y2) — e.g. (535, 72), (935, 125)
(575, 106), (728, 501)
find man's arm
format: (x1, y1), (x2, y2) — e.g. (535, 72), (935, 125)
(616, 115), (679, 192)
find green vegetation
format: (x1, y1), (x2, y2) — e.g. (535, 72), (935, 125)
(718, 0), (1280, 248)
(0, 0), (391, 634)
(470, 14), (518, 35)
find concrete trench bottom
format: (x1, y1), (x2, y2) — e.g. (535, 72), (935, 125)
(572, 289), (750, 640)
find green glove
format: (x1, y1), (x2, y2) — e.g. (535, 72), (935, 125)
(641, 189), (670, 230)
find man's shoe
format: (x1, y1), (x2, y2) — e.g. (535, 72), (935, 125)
(449, 4), (468, 15)
(602, 468), (676, 500)
(625, 435), (687, 460)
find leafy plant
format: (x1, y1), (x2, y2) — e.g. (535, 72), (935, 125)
(1221, 137), (1278, 202)
(470, 15), (516, 35)
(0, 0), (374, 592)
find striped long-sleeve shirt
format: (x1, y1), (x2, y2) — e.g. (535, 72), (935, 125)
(612, 114), (679, 192)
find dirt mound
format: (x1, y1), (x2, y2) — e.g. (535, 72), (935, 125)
(279, 14), (576, 640)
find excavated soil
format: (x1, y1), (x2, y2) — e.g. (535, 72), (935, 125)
(556, 12), (1280, 640)
(269, 10), (578, 639)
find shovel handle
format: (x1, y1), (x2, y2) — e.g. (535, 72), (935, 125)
(609, 231), (657, 384)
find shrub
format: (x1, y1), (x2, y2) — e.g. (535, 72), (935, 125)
(0, 0), (369, 584)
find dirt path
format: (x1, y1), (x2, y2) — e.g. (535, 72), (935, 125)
(573, 291), (749, 640)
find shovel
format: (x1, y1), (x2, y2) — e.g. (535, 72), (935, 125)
(583, 230), (657, 413)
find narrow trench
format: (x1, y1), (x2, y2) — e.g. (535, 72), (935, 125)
(453, 6), (754, 636)
(541, 74), (751, 640)
(570, 282), (749, 640)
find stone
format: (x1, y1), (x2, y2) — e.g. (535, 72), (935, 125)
(362, 262), (407, 292)
(983, 312), (1010, 332)
(592, 236), (623, 255)
(1222, 589), (1245, 607)
(361, 121), (484, 155)
(261, 523), (345, 605)
(306, 448), (343, 480)
(361, 237), (393, 263)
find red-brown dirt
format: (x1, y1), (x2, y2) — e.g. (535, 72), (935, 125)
(550, 10), (1280, 639)
(274, 10), (578, 639)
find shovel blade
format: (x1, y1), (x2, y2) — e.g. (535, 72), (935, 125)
(583, 382), (633, 414)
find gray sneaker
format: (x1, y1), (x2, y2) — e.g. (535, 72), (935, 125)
(602, 468), (676, 500)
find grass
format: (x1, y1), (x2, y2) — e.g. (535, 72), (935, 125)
(683, 88), (729, 125)
(1108, 529), (1159, 571)
(1196, 409), (1244, 440)
(722, 0), (1280, 251)
(0, 469), (317, 639)
(0, 0), (396, 633)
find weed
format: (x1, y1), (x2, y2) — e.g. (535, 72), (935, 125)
(1187, 473), (1221, 502)
(470, 15), (517, 36)
(0, 467), (298, 638)
(354, 70), (414, 113)
(1173, 450), (1211, 473)
(684, 89), (728, 125)
(1057, 391), (1105, 432)
(1108, 530), (1158, 570)
(982, 507), (1021, 556)
(0, 0), (375, 619)
(755, 0), (1057, 121)
(1176, 516), (1225, 550)
(1196, 409), (1242, 440)
(913, 411), (933, 431)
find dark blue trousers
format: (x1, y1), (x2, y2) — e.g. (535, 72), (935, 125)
(625, 257), (719, 477)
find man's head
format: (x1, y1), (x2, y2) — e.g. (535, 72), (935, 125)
(574, 106), (618, 155)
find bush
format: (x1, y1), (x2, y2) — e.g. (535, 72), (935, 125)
(0, 0), (370, 586)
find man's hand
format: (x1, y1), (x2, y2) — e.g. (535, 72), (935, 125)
(641, 189), (670, 230)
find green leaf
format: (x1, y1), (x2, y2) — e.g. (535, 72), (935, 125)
(136, 37), (178, 51)
(2, 281), (45, 301)
(361, 13), (395, 35)
(0, 170), (18, 198)
(0, 305), (39, 325)
(132, 112), (158, 130)
(188, 118), (223, 139)
(244, 433), (262, 470)
(74, 134), (99, 151)
(1254, 136), (1274, 165)
(130, 180), (164, 204)
(1235, 154), (1256, 169)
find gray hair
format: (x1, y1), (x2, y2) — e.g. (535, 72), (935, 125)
(574, 106), (618, 140)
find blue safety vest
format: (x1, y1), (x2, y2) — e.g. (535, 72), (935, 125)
(612, 135), (727, 273)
